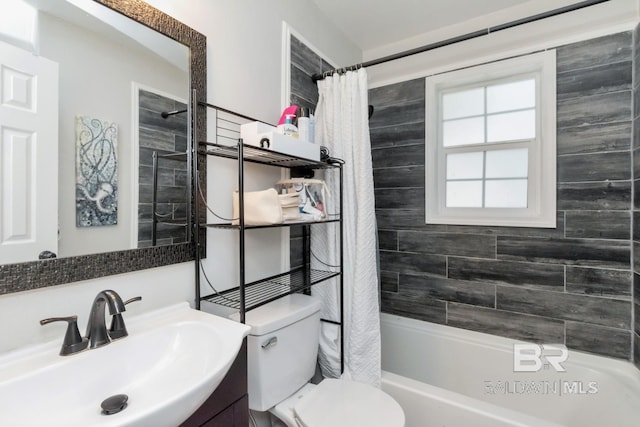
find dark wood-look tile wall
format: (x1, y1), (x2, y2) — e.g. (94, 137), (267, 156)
(137, 90), (188, 246)
(288, 29), (640, 364)
(381, 271), (399, 293)
(557, 121), (631, 155)
(496, 236), (630, 269)
(290, 36), (323, 112)
(448, 257), (565, 291)
(288, 35), (323, 270)
(566, 322), (632, 359)
(566, 267), (632, 298)
(564, 211), (630, 240)
(633, 22), (640, 369)
(634, 274), (640, 331)
(372, 31), (635, 361)
(635, 332), (640, 370)
(558, 181), (631, 211)
(447, 303), (565, 343)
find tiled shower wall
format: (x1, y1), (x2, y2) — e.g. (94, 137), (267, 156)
(288, 35), (332, 267)
(290, 37), (332, 112)
(373, 31), (636, 360)
(633, 23), (640, 369)
(137, 90), (189, 247)
(289, 30), (640, 362)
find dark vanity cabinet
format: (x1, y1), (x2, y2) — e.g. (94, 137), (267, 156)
(180, 339), (248, 427)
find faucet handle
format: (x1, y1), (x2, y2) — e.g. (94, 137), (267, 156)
(109, 296), (142, 340)
(40, 315), (89, 356)
(123, 296), (142, 306)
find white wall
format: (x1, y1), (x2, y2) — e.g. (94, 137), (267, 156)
(142, 0), (362, 297)
(0, 0), (360, 353)
(144, 0), (360, 123)
(0, 262), (194, 353)
(39, 12), (188, 257)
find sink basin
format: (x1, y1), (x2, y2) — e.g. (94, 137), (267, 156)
(0, 302), (250, 427)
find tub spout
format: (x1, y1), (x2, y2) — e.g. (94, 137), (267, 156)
(85, 290), (126, 349)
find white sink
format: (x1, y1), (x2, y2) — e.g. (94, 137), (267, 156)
(0, 302), (250, 427)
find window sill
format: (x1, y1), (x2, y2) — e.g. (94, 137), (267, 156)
(425, 215), (557, 229)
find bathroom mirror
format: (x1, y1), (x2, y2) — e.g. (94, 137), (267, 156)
(0, 0), (206, 294)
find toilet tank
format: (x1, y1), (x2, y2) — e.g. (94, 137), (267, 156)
(231, 294), (321, 411)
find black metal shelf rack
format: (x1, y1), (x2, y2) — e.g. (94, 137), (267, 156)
(194, 114), (344, 372)
(202, 218), (340, 230)
(202, 267), (340, 312)
(200, 141), (338, 169)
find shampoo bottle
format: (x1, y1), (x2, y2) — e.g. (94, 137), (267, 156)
(309, 112), (315, 144)
(279, 114), (298, 138)
(277, 105), (298, 135)
(297, 107), (310, 142)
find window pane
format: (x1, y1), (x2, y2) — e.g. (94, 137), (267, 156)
(443, 87), (484, 119)
(485, 179), (528, 208)
(487, 109), (535, 142)
(447, 152), (484, 179)
(443, 117), (485, 147)
(487, 79), (535, 113)
(446, 181), (483, 207)
(485, 148), (528, 178)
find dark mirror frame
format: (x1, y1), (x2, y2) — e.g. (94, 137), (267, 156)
(0, 0), (206, 295)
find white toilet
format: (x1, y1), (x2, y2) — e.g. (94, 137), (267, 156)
(232, 293), (405, 427)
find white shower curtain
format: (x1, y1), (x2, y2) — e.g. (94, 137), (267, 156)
(312, 68), (381, 387)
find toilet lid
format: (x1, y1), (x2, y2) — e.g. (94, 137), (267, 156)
(293, 379), (405, 427)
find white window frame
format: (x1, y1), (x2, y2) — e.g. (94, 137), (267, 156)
(425, 51), (556, 228)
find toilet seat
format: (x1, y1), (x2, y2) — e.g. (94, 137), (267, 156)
(292, 379), (405, 427)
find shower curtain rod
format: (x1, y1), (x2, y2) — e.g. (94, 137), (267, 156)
(311, 0), (610, 82)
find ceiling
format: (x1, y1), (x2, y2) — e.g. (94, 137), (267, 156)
(311, 0), (546, 51)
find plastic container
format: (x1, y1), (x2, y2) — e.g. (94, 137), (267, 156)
(297, 107), (311, 143)
(278, 115), (298, 138)
(276, 178), (329, 221)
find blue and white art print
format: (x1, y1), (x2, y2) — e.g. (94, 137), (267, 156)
(75, 116), (118, 227)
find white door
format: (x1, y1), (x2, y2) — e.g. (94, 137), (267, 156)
(0, 41), (59, 263)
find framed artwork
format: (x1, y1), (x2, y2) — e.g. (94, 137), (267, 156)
(75, 116), (118, 227)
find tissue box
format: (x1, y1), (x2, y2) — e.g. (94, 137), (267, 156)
(240, 121), (274, 137)
(240, 122), (320, 161)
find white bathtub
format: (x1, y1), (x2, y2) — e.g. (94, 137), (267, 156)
(380, 313), (640, 427)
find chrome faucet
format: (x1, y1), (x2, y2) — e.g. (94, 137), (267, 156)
(85, 289), (126, 349)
